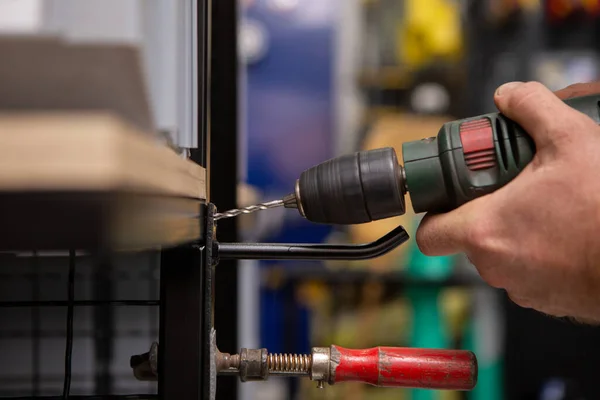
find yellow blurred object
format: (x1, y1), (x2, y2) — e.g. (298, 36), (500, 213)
(296, 281), (330, 309)
(441, 390), (461, 400)
(263, 267), (285, 290)
(398, 0), (463, 69)
(305, 293), (411, 400)
(236, 183), (261, 233)
(349, 113), (453, 271)
(582, 0), (600, 13)
(440, 288), (472, 342)
(519, 0), (540, 11)
(490, 0), (540, 21)
(358, 67), (413, 90)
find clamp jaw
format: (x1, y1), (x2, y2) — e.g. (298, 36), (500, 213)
(132, 342), (478, 391)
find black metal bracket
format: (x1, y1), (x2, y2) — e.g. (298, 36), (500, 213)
(215, 225), (409, 261)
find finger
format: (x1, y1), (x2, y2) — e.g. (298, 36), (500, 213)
(416, 200), (481, 256)
(555, 82), (600, 100)
(494, 81), (584, 148)
(507, 292), (533, 309)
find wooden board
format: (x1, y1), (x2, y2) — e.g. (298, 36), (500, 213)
(0, 112), (205, 198)
(0, 112), (206, 251)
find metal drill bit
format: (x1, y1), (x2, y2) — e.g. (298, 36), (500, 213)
(214, 199), (285, 220)
(214, 192), (300, 221)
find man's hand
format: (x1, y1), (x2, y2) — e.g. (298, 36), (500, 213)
(416, 81), (600, 322)
(555, 82), (600, 100)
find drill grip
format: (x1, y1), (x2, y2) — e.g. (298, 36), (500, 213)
(403, 94), (600, 213)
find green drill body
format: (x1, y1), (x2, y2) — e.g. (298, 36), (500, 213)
(404, 94), (600, 214)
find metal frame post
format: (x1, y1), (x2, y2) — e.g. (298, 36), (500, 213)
(210, 0), (239, 399)
(158, 0), (239, 398)
(158, 0), (212, 399)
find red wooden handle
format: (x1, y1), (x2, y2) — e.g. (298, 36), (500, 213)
(330, 346), (477, 390)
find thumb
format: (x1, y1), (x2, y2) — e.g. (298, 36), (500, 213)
(416, 198), (484, 256)
(494, 81), (585, 149)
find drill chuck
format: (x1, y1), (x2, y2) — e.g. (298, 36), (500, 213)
(294, 147), (407, 224)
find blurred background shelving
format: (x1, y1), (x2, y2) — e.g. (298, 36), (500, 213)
(236, 1), (600, 400)
(2, 0), (600, 399)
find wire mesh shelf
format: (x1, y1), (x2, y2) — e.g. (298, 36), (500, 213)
(0, 250), (160, 399)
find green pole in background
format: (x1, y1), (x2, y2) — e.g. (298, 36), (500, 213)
(405, 217), (454, 400)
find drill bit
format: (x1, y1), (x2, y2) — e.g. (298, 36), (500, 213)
(215, 191), (301, 221)
(214, 200), (284, 220)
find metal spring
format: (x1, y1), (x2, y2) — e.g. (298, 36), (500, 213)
(267, 353), (312, 373)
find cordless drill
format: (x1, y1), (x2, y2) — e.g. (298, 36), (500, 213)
(281, 94), (600, 224)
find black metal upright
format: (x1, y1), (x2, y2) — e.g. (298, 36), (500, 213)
(158, 0), (239, 397)
(210, 0), (239, 398)
(158, 0), (214, 399)
(158, 243), (207, 400)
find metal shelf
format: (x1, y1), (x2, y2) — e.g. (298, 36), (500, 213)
(0, 112), (206, 253)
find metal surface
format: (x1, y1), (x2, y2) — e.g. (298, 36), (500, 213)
(211, 344), (476, 391)
(190, 0), (210, 169)
(63, 250), (75, 397)
(214, 199), (285, 220)
(215, 349), (241, 373)
(239, 348), (269, 382)
(310, 347), (330, 384)
(0, 192), (203, 251)
(268, 353), (311, 376)
(204, 206), (217, 400)
(209, 329), (218, 400)
(155, 0), (213, 397)
(177, 0), (200, 149)
(209, 0), (239, 398)
(158, 204), (211, 400)
(294, 180), (305, 217)
(217, 225), (409, 260)
(217, 348), (311, 379)
(130, 343), (159, 381)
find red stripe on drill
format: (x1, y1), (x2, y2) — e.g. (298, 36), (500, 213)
(330, 345), (477, 390)
(460, 118), (496, 171)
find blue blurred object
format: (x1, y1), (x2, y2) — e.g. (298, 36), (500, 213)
(241, 0), (338, 353)
(540, 378), (585, 400)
